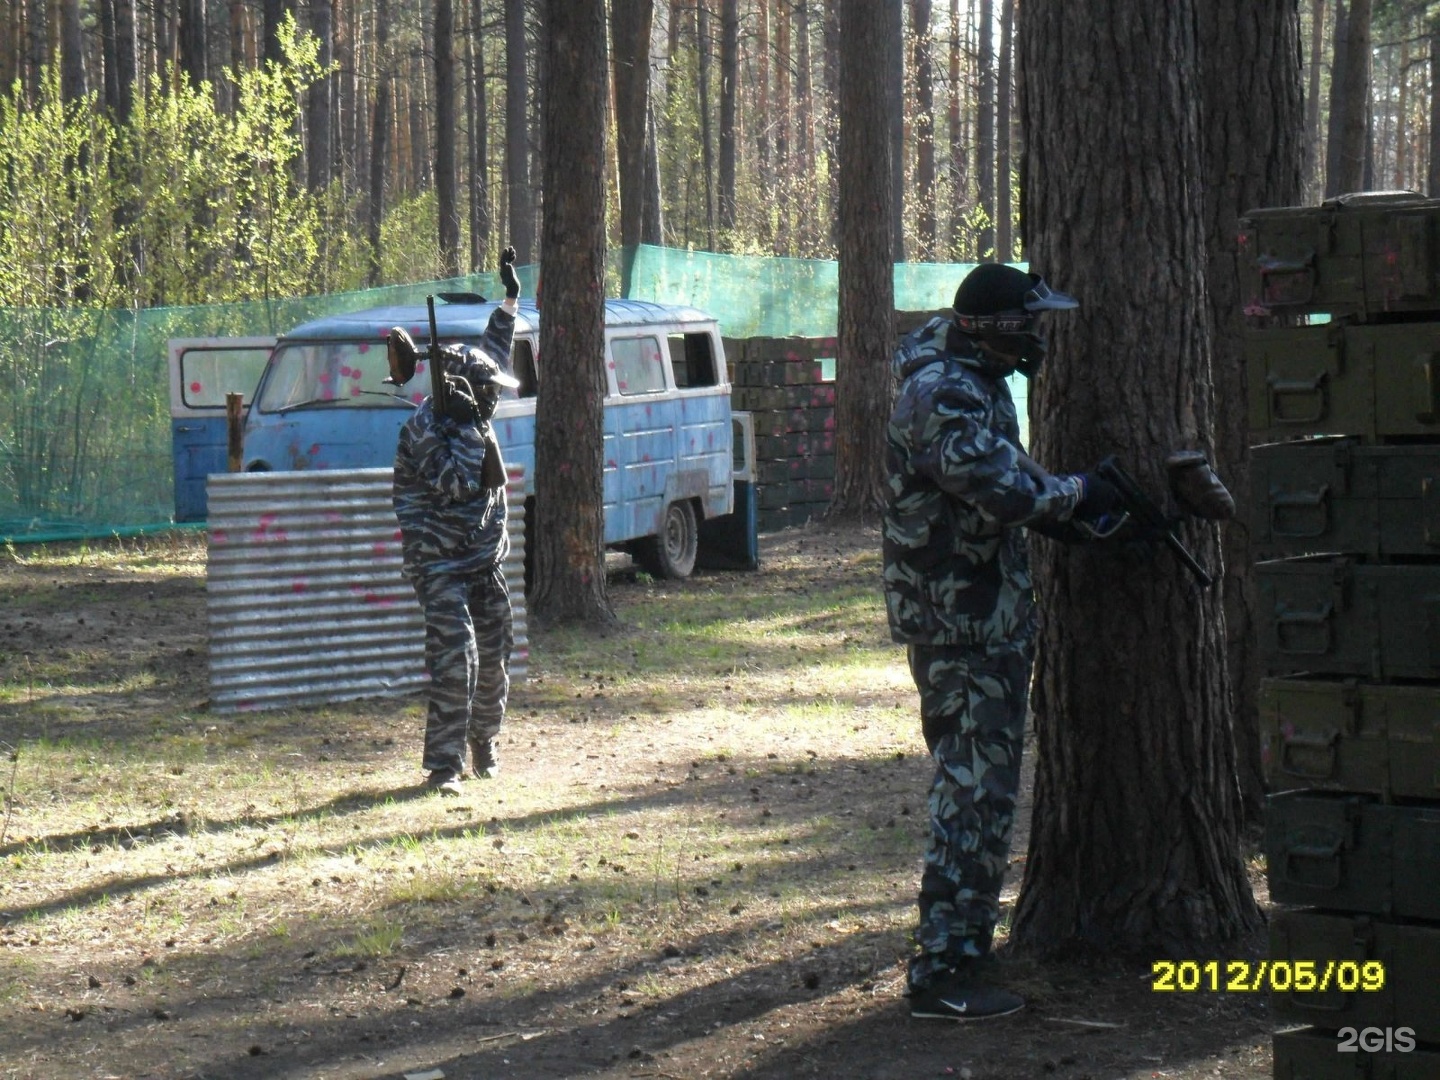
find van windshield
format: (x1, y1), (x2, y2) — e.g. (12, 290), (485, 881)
(256, 340), (419, 413)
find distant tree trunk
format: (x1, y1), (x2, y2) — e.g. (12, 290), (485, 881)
(0, 0), (17, 101)
(823, 0), (840, 251)
(466, 0), (489, 271)
(263, 0), (288, 65)
(830, 0), (894, 520)
(25, 0), (45, 103)
(718, 0), (738, 234)
(1198, 0), (1304, 824)
(307, 0), (335, 191)
(911, 0), (936, 258)
(774, 0), (790, 250)
(435, 0), (460, 275)
(696, 0), (715, 250)
(887, 0), (905, 260)
(532, 0), (616, 627)
(795, 0), (815, 252)
(1394, 27), (1409, 188)
(1338, 0), (1372, 195)
(1305, 0), (1325, 201)
(367, 0), (392, 285)
(99, 0), (118, 112)
(60, 0), (86, 101)
(506, 0), (534, 263)
(178, 0), (206, 88)
(612, 0), (654, 251)
(756, 0), (772, 226)
(1430, 13), (1440, 196)
(948, 0), (966, 258)
(1015, 0), (1261, 956)
(995, 0), (1014, 261)
(643, 95), (664, 243)
(977, 0), (995, 258)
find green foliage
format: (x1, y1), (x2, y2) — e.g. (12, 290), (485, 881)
(0, 67), (119, 309)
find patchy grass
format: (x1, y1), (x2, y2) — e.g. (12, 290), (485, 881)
(0, 525), (1272, 1080)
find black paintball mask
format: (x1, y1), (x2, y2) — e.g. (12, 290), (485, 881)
(458, 351), (520, 421)
(951, 266), (1078, 378)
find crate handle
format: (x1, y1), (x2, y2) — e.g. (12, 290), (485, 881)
(1278, 730), (1339, 780)
(1420, 356), (1439, 425)
(1257, 256), (1316, 307)
(1274, 602), (1334, 655)
(1283, 841), (1345, 891)
(1269, 485), (1331, 538)
(1268, 374), (1328, 425)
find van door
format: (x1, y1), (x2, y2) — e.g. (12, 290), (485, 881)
(604, 333), (675, 546)
(168, 338), (274, 521)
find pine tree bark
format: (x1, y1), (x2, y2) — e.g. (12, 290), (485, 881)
(505, 0), (534, 263)
(307, 0), (335, 191)
(795, 0), (815, 252)
(911, 0), (936, 258)
(367, 0), (393, 285)
(886, 0), (904, 260)
(976, 0), (995, 258)
(696, 0), (715, 249)
(829, 0), (894, 521)
(1430, 12), (1440, 196)
(435, 0), (460, 275)
(1198, 0), (1303, 824)
(59, 0), (85, 101)
(531, 0), (616, 627)
(465, 0), (489, 271)
(1305, 0), (1326, 201)
(263, 0), (288, 66)
(718, 0), (738, 234)
(947, 0), (966, 258)
(612, 0), (654, 250)
(995, 0), (1013, 261)
(1014, 0), (1262, 955)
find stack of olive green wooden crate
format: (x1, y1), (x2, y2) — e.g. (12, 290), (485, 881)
(1240, 192), (1440, 1078)
(724, 336), (837, 532)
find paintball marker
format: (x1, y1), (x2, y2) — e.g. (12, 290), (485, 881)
(425, 294), (448, 420)
(1095, 456), (1213, 588)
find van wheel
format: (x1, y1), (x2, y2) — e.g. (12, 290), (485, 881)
(637, 500), (698, 579)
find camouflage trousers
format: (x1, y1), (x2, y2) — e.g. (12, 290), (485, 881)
(412, 564), (513, 777)
(906, 642), (1031, 988)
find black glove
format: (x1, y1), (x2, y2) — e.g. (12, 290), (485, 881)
(500, 246), (520, 299)
(441, 378), (480, 425)
(1074, 472), (1123, 519)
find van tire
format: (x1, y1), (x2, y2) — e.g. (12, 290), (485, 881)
(637, 500), (698, 579)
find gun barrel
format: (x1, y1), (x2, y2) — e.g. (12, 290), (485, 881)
(1097, 456), (1213, 588)
(426, 294), (446, 415)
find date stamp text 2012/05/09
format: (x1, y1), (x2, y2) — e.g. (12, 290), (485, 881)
(1150, 959), (1386, 994)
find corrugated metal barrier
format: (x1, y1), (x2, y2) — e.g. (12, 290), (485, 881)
(206, 467), (528, 713)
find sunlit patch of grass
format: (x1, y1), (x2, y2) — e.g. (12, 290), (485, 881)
(334, 919), (404, 959)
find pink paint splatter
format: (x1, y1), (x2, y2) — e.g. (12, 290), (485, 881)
(339, 365), (353, 377)
(309, 444), (321, 456)
(373, 541), (389, 556)
(291, 580), (308, 593)
(212, 530), (229, 544)
(189, 380), (203, 394)
(358, 341), (371, 353)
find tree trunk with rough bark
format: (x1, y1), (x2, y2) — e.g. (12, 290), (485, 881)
(1013, 0), (1262, 955)
(613, 0), (654, 252)
(506, 0), (535, 264)
(1197, 0), (1304, 824)
(531, 0), (615, 627)
(829, 0), (894, 521)
(911, 0), (936, 257)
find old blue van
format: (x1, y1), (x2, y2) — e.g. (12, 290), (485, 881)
(169, 296), (752, 578)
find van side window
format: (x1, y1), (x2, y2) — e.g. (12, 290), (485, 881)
(669, 332), (718, 389)
(611, 336), (667, 395)
(510, 338), (538, 399)
(180, 346), (271, 408)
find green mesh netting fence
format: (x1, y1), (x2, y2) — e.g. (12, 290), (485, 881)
(2, 246), (1003, 543)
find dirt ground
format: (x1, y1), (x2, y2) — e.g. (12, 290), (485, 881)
(0, 523), (1276, 1080)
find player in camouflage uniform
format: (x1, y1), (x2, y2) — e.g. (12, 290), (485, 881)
(883, 263), (1120, 1019)
(393, 253), (523, 796)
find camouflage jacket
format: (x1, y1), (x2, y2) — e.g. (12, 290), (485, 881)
(882, 317), (1083, 647)
(392, 306), (514, 580)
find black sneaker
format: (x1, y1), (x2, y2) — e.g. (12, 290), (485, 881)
(426, 769), (464, 796)
(469, 738), (499, 779)
(909, 973), (1024, 1021)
